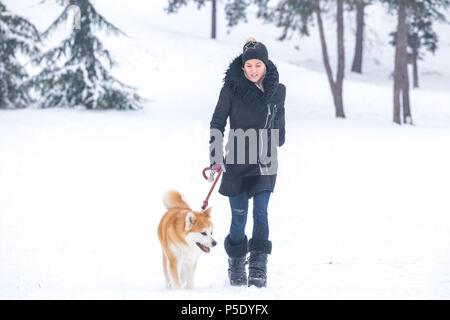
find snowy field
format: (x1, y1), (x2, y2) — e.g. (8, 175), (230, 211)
(1, 0), (450, 299)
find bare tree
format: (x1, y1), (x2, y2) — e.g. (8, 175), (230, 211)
(348, 0), (372, 73)
(316, 0), (346, 118)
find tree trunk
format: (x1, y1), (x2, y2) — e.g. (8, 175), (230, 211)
(316, 0), (346, 119)
(402, 63), (413, 124)
(351, 0), (365, 73)
(399, 3), (413, 124)
(412, 51), (419, 88)
(393, 0), (407, 125)
(336, 0), (345, 118)
(211, 0), (216, 39)
(408, 33), (420, 89)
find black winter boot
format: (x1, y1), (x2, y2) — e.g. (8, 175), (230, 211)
(224, 235), (248, 286)
(248, 238), (272, 288)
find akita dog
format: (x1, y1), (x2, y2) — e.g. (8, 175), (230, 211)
(158, 190), (217, 289)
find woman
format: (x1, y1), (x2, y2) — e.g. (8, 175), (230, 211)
(209, 37), (286, 288)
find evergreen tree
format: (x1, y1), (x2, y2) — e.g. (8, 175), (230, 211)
(32, 0), (141, 110)
(224, 0), (274, 30)
(224, 0), (248, 28)
(0, 1), (40, 109)
(389, 7), (442, 88)
(381, 0), (449, 124)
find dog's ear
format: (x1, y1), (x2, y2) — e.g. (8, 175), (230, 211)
(185, 211), (196, 231)
(203, 207), (212, 217)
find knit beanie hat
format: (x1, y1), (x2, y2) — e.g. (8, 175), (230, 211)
(241, 37), (269, 66)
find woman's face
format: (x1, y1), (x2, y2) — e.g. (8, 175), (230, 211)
(243, 59), (266, 83)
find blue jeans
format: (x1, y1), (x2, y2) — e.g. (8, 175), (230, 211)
(228, 190), (271, 245)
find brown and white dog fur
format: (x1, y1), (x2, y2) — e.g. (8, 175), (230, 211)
(158, 190), (217, 289)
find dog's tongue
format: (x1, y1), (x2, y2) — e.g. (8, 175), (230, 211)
(197, 242), (210, 253)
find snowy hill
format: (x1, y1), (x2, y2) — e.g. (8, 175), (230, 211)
(1, 0), (450, 299)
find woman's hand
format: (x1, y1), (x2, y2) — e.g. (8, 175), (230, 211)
(210, 163), (226, 173)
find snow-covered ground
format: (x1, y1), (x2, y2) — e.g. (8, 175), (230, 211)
(1, 0), (450, 299)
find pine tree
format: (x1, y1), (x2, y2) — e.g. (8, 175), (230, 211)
(389, 7), (442, 88)
(32, 0), (141, 110)
(381, 0), (449, 124)
(0, 1), (40, 109)
(224, 0), (249, 28)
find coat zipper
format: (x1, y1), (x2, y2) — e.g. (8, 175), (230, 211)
(269, 104), (277, 128)
(264, 104), (277, 129)
(264, 104), (271, 128)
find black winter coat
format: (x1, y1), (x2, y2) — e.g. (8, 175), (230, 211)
(209, 53), (286, 199)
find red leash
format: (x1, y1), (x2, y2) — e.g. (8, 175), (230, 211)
(201, 164), (225, 211)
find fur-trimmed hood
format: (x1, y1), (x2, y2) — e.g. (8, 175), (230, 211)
(222, 53), (279, 106)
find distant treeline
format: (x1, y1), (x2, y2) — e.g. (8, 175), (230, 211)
(167, 0), (449, 125)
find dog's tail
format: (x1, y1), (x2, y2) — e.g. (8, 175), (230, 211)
(163, 190), (190, 210)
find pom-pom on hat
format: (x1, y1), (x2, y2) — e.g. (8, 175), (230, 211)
(241, 37), (269, 66)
